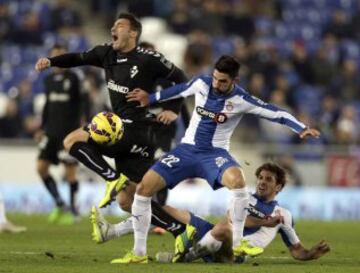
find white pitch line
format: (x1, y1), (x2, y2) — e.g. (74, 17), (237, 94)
(258, 256), (354, 261)
(260, 256), (292, 260)
(9, 251), (42, 255)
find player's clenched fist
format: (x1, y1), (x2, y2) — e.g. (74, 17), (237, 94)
(35, 58), (51, 72)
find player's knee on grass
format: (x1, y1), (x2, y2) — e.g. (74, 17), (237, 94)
(211, 221), (232, 242)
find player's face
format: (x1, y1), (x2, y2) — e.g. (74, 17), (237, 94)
(111, 18), (136, 51)
(255, 170), (282, 201)
(212, 69), (235, 94)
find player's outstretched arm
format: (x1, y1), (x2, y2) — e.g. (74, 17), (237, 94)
(128, 78), (196, 107)
(299, 127), (321, 139)
(241, 93), (322, 138)
(35, 58), (51, 72)
(289, 240), (330, 261)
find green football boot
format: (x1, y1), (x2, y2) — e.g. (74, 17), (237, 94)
(110, 251), (148, 264)
(98, 174), (129, 208)
(233, 239), (264, 258)
(172, 224), (197, 263)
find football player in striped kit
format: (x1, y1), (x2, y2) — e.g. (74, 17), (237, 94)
(117, 55), (320, 263)
(156, 163), (330, 263)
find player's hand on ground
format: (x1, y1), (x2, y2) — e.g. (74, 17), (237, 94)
(156, 110), (178, 125)
(299, 127), (321, 139)
(308, 240), (330, 259)
(126, 88), (149, 106)
(35, 58), (51, 72)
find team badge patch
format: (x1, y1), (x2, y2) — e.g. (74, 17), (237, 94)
(225, 101), (234, 111)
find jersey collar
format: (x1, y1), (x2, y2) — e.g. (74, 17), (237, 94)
(252, 193), (278, 206)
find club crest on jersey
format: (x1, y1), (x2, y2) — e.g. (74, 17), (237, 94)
(215, 157), (229, 167)
(130, 65), (139, 78)
(225, 101), (234, 111)
(196, 106), (228, 123)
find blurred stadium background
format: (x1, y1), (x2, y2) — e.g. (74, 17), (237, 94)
(1, 0), (360, 222)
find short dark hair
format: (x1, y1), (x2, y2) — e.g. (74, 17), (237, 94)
(139, 41), (155, 50)
(214, 55), (240, 78)
(52, 43), (67, 51)
(117, 12), (142, 43)
(255, 163), (287, 189)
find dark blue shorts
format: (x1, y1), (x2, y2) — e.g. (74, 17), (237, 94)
(151, 143), (240, 190)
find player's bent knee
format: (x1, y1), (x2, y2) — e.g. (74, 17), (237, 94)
(63, 134), (75, 151)
(135, 170), (166, 197)
(212, 222), (231, 241)
(231, 176), (246, 189)
(224, 177), (246, 189)
(222, 167), (246, 189)
(63, 128), (89, 151)
(135, 182), (148, 196)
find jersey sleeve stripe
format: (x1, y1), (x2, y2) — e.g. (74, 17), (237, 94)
(242, 94), (306, 134)
(149, 77), (201, 105)
(279, 228), (293, 247)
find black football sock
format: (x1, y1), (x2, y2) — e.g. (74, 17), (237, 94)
(151, 201), (186, 237)
(69, 181), (79, 215)
(42, 175), (64, 207)
(69, 142), (118, 181)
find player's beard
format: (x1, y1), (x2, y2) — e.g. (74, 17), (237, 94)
(214, 85), (234, 96)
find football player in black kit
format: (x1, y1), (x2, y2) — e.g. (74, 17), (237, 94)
(35, 44), (83, 225)
(35, 13), (187, 238)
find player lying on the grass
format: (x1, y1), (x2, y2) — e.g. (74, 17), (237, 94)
(90, 199), (281, 245)
(157, 163), (331, 263)
(91, 162), (330, 263)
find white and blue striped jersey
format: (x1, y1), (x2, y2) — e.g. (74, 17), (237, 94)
(149, 74), (306, 151)
(243, 194), (300, 249)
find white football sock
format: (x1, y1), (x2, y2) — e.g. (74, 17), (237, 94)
(229, 187), (249, 247)
(113, 217), (134, 237)
(132, 193), (152, 256)
(198, 230), (223, 253)
(0, 193), (8, 224)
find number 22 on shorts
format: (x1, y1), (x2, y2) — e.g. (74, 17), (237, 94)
(161, 154), (180, 168)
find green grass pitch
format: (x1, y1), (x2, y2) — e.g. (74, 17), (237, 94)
(1, 214), (360, 273)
